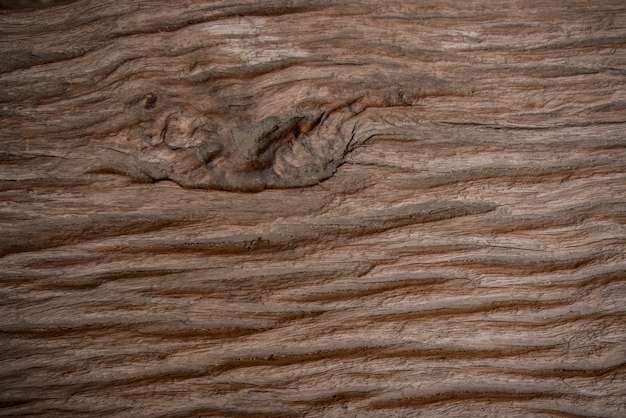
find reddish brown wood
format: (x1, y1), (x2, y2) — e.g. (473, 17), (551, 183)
(1, 1), (625, 416)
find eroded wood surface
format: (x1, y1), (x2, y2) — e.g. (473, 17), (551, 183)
(1, 1), (625, 416)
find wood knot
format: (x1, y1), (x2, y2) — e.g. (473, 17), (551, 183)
(124, 107), (358, 192)
(144, 93), (157, 110)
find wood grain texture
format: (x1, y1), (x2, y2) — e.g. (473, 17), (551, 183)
(1, 0), (625, 416)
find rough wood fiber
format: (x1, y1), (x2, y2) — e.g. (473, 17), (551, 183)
(1, 0), (625, 417)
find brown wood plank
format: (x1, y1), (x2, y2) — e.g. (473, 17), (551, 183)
(1, 1), (625, 416)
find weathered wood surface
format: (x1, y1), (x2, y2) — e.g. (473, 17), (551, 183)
(1, 1), (625, 416)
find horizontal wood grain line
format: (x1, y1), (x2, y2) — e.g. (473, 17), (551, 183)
(525, 409), (598, 418)
(291, 390), (374, 407)
(503, 361), (626, 379)
(368, 389), (577, 409)
(369, 299), (574, 322)
(0, 216), (198, 257)
(286, 277), (464, 303)
(0, 324), (268, 341)
(157, 407), (295, 418)
(210, 345), (562, 377)
(433, 255), (605, 275)
(26, 270), (187, 290)
(469, 312), (626, 330)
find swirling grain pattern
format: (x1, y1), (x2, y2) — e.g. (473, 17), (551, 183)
(1, 0), (625, 416)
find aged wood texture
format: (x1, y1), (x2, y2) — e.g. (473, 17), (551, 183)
(1, 1), (626, 416)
